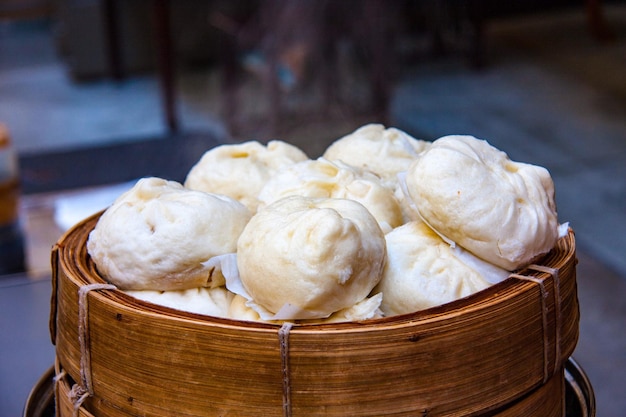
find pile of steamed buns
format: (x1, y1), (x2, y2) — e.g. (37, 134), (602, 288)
(87, 124), (565, 323)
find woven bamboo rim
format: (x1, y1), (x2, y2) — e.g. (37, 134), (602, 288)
(50, 212), (579, 417)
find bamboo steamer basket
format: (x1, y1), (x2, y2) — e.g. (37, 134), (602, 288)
(52, 358), (567, 417)
(28, 359), (597, 417)
(50, 212), (579, 417)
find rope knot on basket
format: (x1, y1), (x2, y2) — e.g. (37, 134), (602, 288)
(68, 383), (90, 417)
(510, 264), (562, 383)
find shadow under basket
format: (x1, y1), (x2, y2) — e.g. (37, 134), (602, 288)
(49, 212), (581, 416)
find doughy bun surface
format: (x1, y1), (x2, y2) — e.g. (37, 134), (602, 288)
(236, 195), (386, 319)
(184, 140), (308, 212)
(258, 157), (403, 233)
(87, 177), (252, 290)
(405, 135), (559, 271)
(323, 123), (430, 184)
(376, 221), (494, 315)
(125, 286), (235, 317)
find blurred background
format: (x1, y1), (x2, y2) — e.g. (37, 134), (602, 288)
(1, 1), (625, 416)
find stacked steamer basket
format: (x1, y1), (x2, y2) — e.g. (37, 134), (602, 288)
(50, 211), (579, 416)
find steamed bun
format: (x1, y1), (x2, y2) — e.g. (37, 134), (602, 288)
(258, 157), (403, 233)
(184, 140), (308, 212)
(308, 293), (384, 323)
(375, 221), (501, 315)
(228, 294), (265, 322)
(404, 135), (559, 271)
(87, 177), (252, 290)
(323, 124), (430, 224)
(125, 286), (235, 317)
(236, 195), (386, 320)
(323, 123), (430, 185)
(228, 293), (384, 324)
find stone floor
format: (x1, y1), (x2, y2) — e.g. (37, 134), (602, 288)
(1, 6), (625, 416)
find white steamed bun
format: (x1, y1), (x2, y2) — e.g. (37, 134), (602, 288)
(184, 140), (308, 212)
(258, 157), (403, 233)
(236, 195), (386, 320)
(404, 135), (559, 271)
(87, 177), (252, 290)
(323, 123), (430, 185)
(124, 286), (235, 317)
(375, 221), (506, 316)
(228, 293), (384, 324)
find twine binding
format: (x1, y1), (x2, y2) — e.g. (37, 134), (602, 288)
(510, 264), (562, 384)
(528, 264), (562, 377)
(279, 322), (294, 417)
(77, 283), (117, 399)
(53, 369), (67, 417)
(509, 273), (549, 383)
